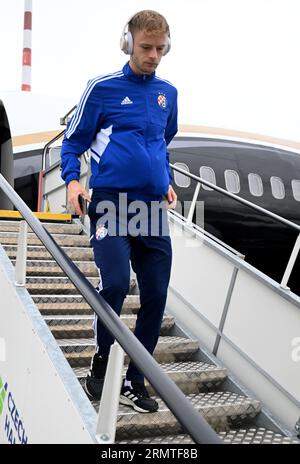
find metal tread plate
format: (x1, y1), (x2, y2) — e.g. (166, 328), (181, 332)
(0, 232), (90, 247)
(219, 427), (300, 444)
(59, 336), (199, 366)
(3, 245), (94, 261)
(0, 221), (82, 235)
(3, 244), (91, 251)
(10, 259), (98, 277)
(25, 276), (99, 284)
(44, 314), (173, 328)
(33, 294), (140, 315)
(25, 278), (100, 294)
(32, 294), (139, 304)
(44, 315), (95, 322)
(11, 259), (95, 265)
(44, 314), (140, 321)
(116, 427), (300, 444)
(74, 361), (226, 378)
(75, 361), (227, 394)
(45, 315), (174, 338)
(44, 314), (174, 324)
(91, 391), (261, 438)
(44, 314), (174, 329)
(25, 277), (136, 295)
(58, 335), (196, 348)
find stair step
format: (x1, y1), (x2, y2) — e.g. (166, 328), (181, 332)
(25, 277), (137, 295)
(45, 314), (175, 338)
(117, 427), (300, 444)
(3, 244), (94, 261)
(58, 336), (199, 367)
(91, 391), (261, 438)
(11, 260), (98, 277)
(117, 433), (195, 445)
(0, 220), (82, 235)
(74, 361), (227, 395)
(0, 232), (90, 247)
(25, 276), (100, 294)
(220, 427), (300, 444)
(33, 294), (140, 315)
(0, 211), (72, 222)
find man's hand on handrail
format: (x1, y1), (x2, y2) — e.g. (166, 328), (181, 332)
(67, 180), (91, 216)
(164, 185), (177, 209)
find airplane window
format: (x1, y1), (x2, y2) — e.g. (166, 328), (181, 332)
(224, 170), (240, 194)
(270, 176), (285, 199)
(173, 162), (191, 188)
(200, 166), (216, 191)
(291, 179), (300, 201)
(47, 147), (61, 170)
(248, 173), (263, 197)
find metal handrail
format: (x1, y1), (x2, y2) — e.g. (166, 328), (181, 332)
(42, 105), (76, 172)
(38, 128), (66, 212)
(39, 107), (77, 211)
(42, 129), (66, 171)
(0, 173), (222, 445)
(59, 105), (77, 126)
(170, 163), (300, 288)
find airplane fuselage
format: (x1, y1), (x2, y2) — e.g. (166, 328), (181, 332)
(169, 136), (300, 295)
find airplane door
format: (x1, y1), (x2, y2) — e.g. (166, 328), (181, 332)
(0, 99), (14, 210)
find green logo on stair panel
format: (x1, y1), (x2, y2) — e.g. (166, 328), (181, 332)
(0, 376), (8, 416)
(0, 376), (28, 443)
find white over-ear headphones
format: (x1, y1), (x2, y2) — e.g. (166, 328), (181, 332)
(120, 12), (171, 56)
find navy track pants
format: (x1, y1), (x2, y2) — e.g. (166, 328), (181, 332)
(88, 191), (172, 382)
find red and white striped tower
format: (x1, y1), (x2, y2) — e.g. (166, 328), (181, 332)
(21, 0), (32, 91)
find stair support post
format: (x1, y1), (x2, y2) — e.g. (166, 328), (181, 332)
(15, 220), (28, 287)
(95, 342), (125, 444)
(280, 232), (300, 290)
(186, 181), (201, 225)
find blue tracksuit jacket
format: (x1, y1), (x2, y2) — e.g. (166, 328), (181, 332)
(60, 62), (178, 201)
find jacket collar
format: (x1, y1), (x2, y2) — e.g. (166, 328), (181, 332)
(122, 61), (155, 82)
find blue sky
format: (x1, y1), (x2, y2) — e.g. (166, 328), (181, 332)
(1, 0), (300, 141)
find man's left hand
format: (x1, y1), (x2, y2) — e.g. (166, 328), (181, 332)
(165, 185), (177, 209)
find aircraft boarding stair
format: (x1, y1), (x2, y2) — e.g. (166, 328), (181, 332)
(0, 215), (299, 444)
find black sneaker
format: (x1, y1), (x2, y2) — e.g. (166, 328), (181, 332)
(84, 353), (108, 400)
(119, 380), (159, 413)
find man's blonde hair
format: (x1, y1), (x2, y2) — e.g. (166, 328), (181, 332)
(129, 10), (170, 37)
